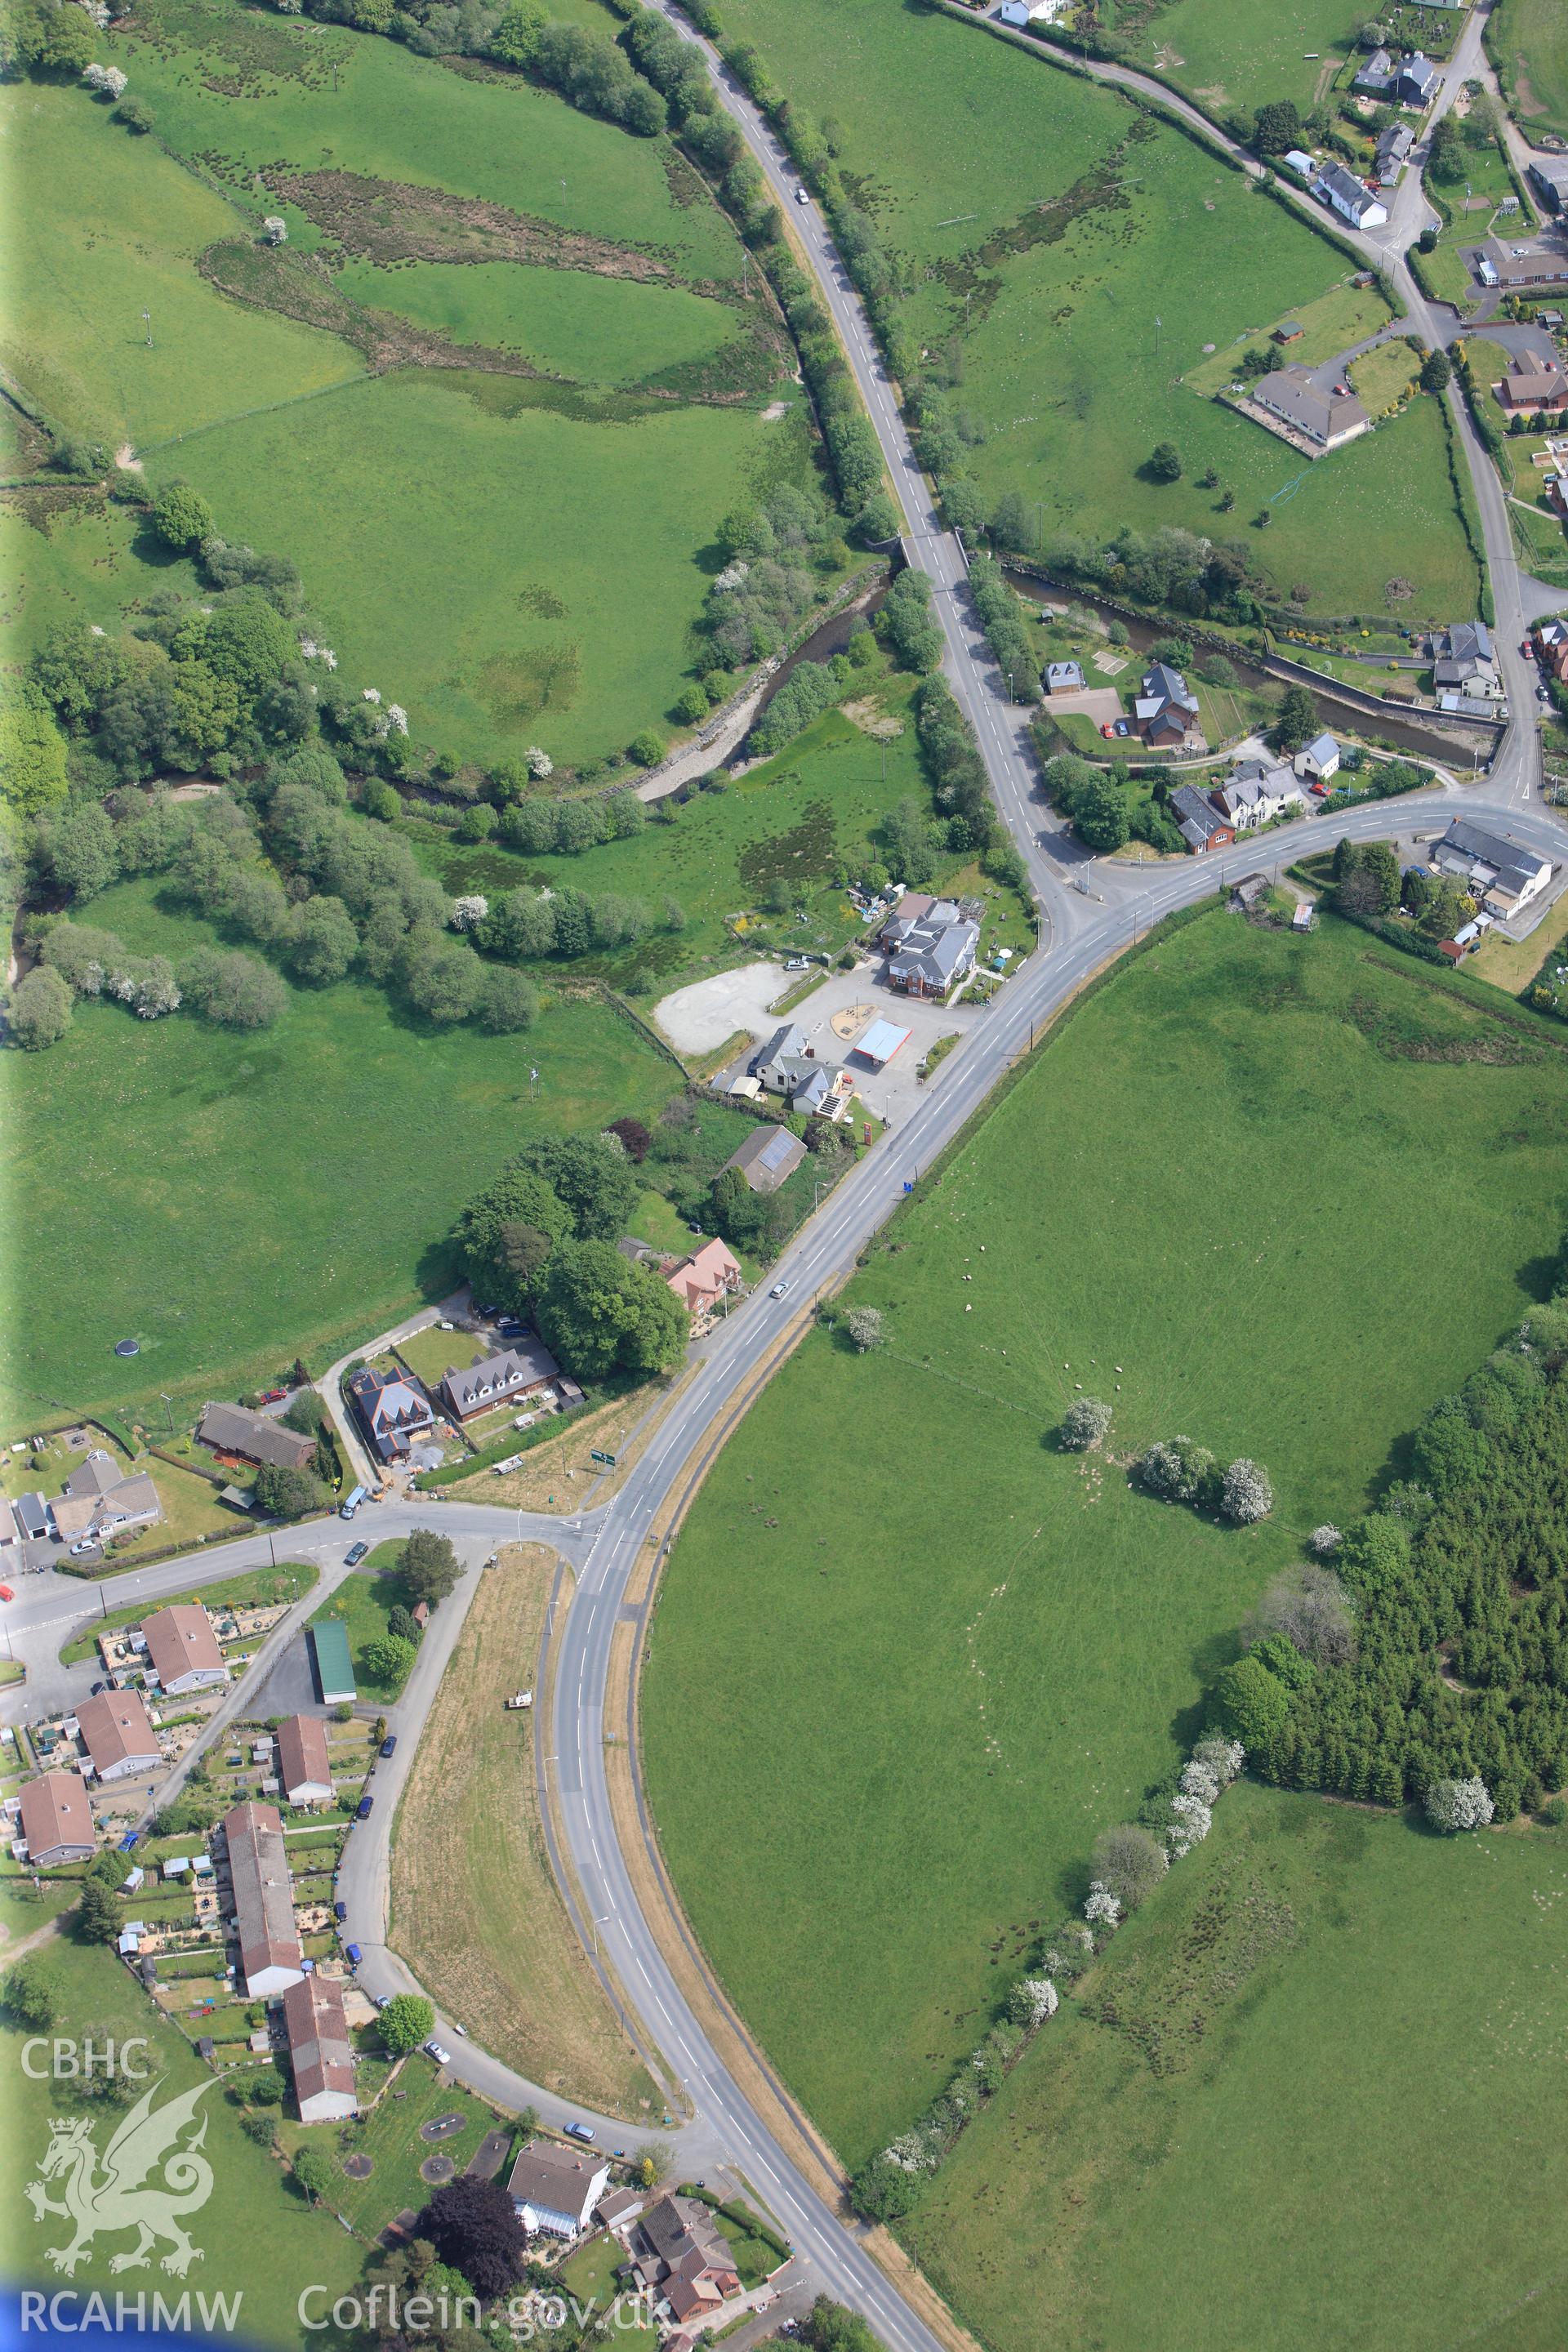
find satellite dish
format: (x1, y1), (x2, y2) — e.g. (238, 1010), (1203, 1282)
(114, 1339), (140, 1358)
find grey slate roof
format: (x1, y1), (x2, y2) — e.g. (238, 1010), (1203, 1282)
(198, 1401), (317, 1472)
(443, 1340), (562, 1418)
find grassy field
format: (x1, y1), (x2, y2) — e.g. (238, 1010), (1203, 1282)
(0, 878), (684, 1435)
(405, 684), (1016, 992)
(334, 260), (745, 387)
(901, 1780), (1568, 2352)
(310, 1547), (419, 1700)
(389, 1544), (662, 2117)
(1490, 0), (1568, 140)
(2, 1937), (363, 2341)
(0, 82), (362, 446)
(711, 0), (1477, 618)
(643, 907), (1568, 2168)
(1120, 0), (1370, 118)
(166, 368), (799, 769)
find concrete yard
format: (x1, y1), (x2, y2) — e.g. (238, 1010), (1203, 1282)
(654, 960), (791, 1055)
(697, 964), (1006, 1125)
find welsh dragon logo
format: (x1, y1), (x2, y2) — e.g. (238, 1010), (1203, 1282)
(25, 2079), (215, 2278)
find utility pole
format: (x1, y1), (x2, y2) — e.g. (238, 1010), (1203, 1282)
(142, 310), (153, 348)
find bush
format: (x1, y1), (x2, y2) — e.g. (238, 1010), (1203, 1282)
(8, 964), (74, 1051)
(1219, 1457), (1273, 1525)
(1213, 1654), (1290, 1758)
(1423, 1775), (1494, 1832)
(629, 729), (666, 768)
(114, 94), (155, 131)
(152, 482), (215, 553)
(1089, 1821), (1167, 1910)
(1059, 1395), (1112, 1450)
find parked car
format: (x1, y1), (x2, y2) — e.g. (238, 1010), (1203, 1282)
(262, 1388), (287, 1403)
(344, 1541), (368, 1566)
(340, 1486), (368, 1521)
(69, 1539), (100, 1557)
(769, 1279), (790, 1299)
(564, 2121), (595, 2144)
(1112, 719), (1130, 737)
(334, 1900), (348, 1922)
(345, 1942), (363, 1966)
(453, 2022), (468, 2038)
(356, 1795), (373, 1820)
(381, 1735), (398, 1758)
(1100, 722), (1116, 739)
(785, 956), (809, 970)
(89, 1680), (105, 1695)
(0, 1585), (11, 1604)
(425, 2038), (452, 2066)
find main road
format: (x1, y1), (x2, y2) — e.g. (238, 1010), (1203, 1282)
(14, 17), (1568, 2349)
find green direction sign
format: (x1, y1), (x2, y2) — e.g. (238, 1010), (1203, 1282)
(590, 1449), (617, 1467)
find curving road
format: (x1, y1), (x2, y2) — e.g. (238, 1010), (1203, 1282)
(13, 16), (1568, 2346)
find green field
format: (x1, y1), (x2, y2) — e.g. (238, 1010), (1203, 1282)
(643, 909), (1568, 2168)
(2, 1938), (363, 2342)
(712, 0), (1478, 617)
(403, 684), (1030, 993)
(166, 367), (795, 768)
(1491, 0), (1568, 140)
(0, 82), (363, 446)
(901, 1780), (1568, 2352)
(0, 878), (683, 1433)
(3, 2), (827, 772)
(1120, 0), (1369, 118)
(333, 260), (745, 387)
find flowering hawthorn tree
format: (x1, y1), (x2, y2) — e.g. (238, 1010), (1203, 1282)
(1060, 1395), (1112, 1450)
(526, 746), (553, 778)
(1220, 1457), (1274, 1525)
(1423, 1776), (1494, 1832)
(450, 896), (489, 933)
(1085, 1881), (1120, 1927)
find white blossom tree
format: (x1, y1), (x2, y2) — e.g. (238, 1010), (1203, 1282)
(261, 216), (288, 244)
(1423, 1776), (1494, 1833)
(1085, 1880), (1120, 1928)
(450, 895), (489, 933)
(1166, 1791), (1212, 1856)
(1191, 1734), (1245, 1785)
(1309, 1523), (1343, 1556)
(526, 746), (553, 778)
(844, 1306), (885, 1352)
(1179, 1758), (1220, 1805)
(1007, 1976), (1058, 2028)
(84, 61), (127, 94)
(1060, 1395), (1113, 1451)
(385, 703), (408, 736)
(1220, 1457), (1274, 1525)
(363, 686), (382, 705)
(713, 559), (751, 593)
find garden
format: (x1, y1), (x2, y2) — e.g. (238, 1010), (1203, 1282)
(643, 905), (1568, 2173)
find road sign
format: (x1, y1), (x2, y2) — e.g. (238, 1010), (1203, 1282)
(590, 1449), (617, 1468)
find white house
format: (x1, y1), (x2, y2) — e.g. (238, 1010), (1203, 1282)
(1431, 818), (1552, 919)
(1214, 759), (1309, 829)
(1315, 162), (1388, 231)
(1297, 732), (1341, 783)
(507, 2140), (612, 2238)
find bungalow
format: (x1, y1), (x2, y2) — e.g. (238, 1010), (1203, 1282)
(283, 1972), (357, 2124)
(198, 1402), (317, 1474)
(441, 1339), (562, 1424)
(1530, 158), (1568, 215)
(142, 1604), (228, 1696)
(276, 1713), (334, 1807)
(1431, 817), (1552, 917)
(47, 1453), (163, 1548)
(1314, 161), (1388, 230)
(722, 1124), (807, 1196)
(666, 1239), (743, 1331)
(507, 2139), (611, 2238)
(1480, 238), (1568, 289)
(1045, 660), (1085, 693)
(1134, 662), (1202, 747)
(19, 1771), (96, 1866)
(630, 2196), (742, 2328)
(1428, 621), (1502, 699)
(1170, 783), (1236, 854)
(345, 1365), (435, 1464)
(1252, 363), (1372, 452)
(223, 1799), (304, 1997)
(1494, 351), (1568, 415)
(77, 1689), (161, 1783)
(1297, 732), (1342, 784)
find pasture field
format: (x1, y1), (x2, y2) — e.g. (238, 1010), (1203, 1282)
(0, 82), (362, 446)
(901, 1780), (1568, 2352)
(2, 1939), (363, 2341)
(1490, 0), (1568, 140)
(0, 878), (682, 1434)
(711, 0), (1478, 617)
(642, 908), (1568, 2167)
(166, 368), (797, 768)
(389, 1543), (662, 2114)
(1118, 0), (1368, 118)
(333, 259), (743, 386)
(405, 684), (1029, 992)
(0, 497), (198, 674)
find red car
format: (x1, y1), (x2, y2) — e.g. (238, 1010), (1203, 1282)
(0, 1586), (14, 1604)
(262, 1388), (287, 1403)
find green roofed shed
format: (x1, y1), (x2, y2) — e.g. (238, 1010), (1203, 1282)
(310, 1619), (356, 1705)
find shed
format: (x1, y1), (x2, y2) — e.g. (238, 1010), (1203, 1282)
(853, 1018), (913, 1066)
(309, 1619), (356, 1706)
(1274, 320), (1304, 342)
(1291, 899), (1316, 931)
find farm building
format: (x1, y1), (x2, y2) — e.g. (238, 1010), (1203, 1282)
(309, 1619), (357, 1707)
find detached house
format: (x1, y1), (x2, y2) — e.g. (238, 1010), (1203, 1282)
(142, 1604), (227, 1696)
(508, 2139), (611, 2238)
(276, 1713), (334, 1807)
(77, 1689), (161, 1784)
(1252, 363), (1371, 452)
(19, 1771), (96, 1867)
(441, 1339), (563, 1424)
(1431, 817), (1552, 917)
(1297, 732), (1342, 784)
(198, 1403), (316, 1473)
(1494, 351), (1568, 415)
(751, 1022), (843, 1112)
(345, 1365), (435, 1463)
(881, 894), (981, 997)
(1313, 161), (1388, 230)
(1428, 621), (1502, 699)
(630, 2196), (743, 2329)
(1169, 783), (1235, 853)
(666, 1240), (743, 1331)
(1134, 663), (1203, 748)
(47, 1451), (163, 1548)
(1209, 760), (1307, 831)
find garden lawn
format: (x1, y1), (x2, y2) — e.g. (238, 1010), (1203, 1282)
(710, 0), (1477, 617)
(393, 1325), (480, 1391)
(277, 2058), (506, 2239)
(308, 1547), (418, 1700)
(901, 1780), (1568, 2352)
(1492, 0), (1568, 139)
(333, 260), (743, 389)
(643, 907), (1568, 2169)
(2, 1938), (363, 2341)
(0, 82), (362, 447)
(562, 2232), (657, 2350)
(165, 368), (797, 769)
(405, 688), (1021, 993)
(60, 1564), (317, 1664)
(0, 878), (683, 1434)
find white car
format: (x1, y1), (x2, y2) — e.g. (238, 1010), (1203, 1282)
(770, 1279), (790, 1300)
(69, 1538), (100, 1557)
(795, 185), (810, 205)
(425, 2038), (452, 2065)
(785, 956), (809, 970)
